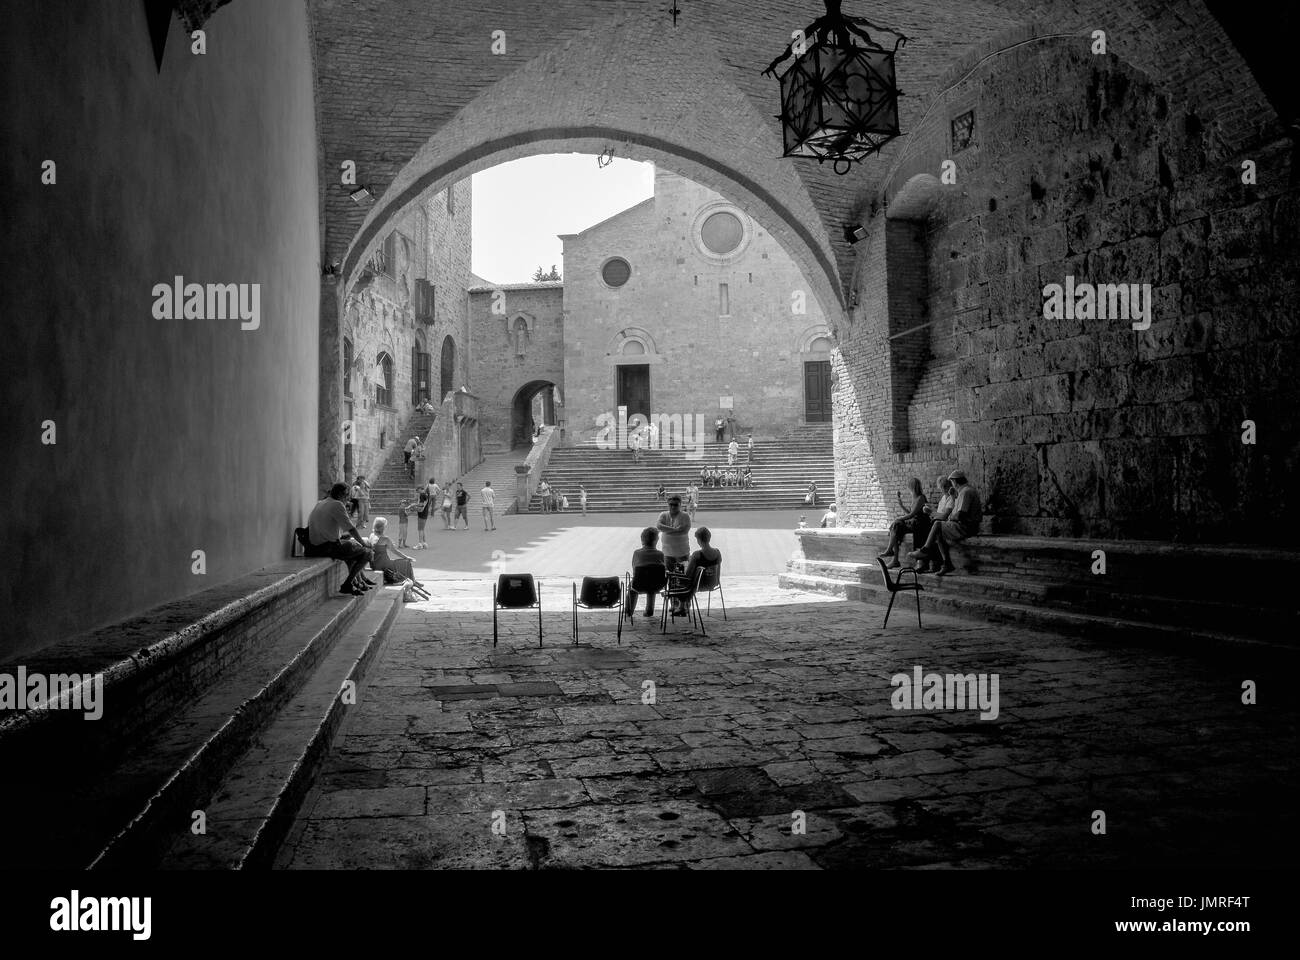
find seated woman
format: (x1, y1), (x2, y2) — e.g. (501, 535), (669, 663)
(742, 466), (753, 488)
(367, 518), (430, 598)
(670, 527), (722, 616)
(878, 477), (932, 571)
(804, 481), (818, 507)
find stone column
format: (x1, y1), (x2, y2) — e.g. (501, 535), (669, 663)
(318, 278), (342, 495)
(514, 463), (530, 514)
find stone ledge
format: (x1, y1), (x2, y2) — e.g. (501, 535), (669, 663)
(0, 558), (338, 741)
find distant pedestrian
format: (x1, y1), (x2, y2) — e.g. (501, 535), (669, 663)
(481, 480), (497, 530)
(747, 434), (755, 463)
(454, 482), (470, 529)
(579, 484), (588, 516)
(656, 482), (666, 501)
(415, 485), (429, 548)
(714, 418), (725, 442)
(440, 485), (453, 528)
(648, 421), (659, 450)
(412, 438), (426, 482)
(355, 475), (371, 527)
(631, 430), (643, 463)
(404, 436), (418, 480)
(727, 438), (739, 465)
(538, 479), (552, 512)
(397, 495), (413, 547)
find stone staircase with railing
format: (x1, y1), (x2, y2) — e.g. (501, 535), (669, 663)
(527, 424), (834, 513)
(366, 409), (437, 516)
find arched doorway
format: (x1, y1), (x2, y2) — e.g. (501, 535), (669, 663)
(439, 336), (456, 401)
(511, 380), (558, 448)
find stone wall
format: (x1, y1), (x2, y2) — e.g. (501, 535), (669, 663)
(835, 38), (1299, 542)
(561, 168), (832, 446)
(466, 284), (565, 451)
(342, 181), (471, 484)
(0, 0), (319, 658)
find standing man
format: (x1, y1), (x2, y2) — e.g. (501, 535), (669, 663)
(453, 482), (471, 530)
(714, 417), (725, 442)
(355, 475), (371, 528)
(481, 480), (497, 531)
(579, 483), (588, 516)
(656, 494), (692, 572)
(648, 420), (659, 450)
(305, 483), (374, 596)
(631, 429), (642, 463)
(747, 434), (755, 464)
(404, 436), (418, 480)
(538, 479), (552, 513)
(425, 477), (441, 522)
(727, 437), (739, 466)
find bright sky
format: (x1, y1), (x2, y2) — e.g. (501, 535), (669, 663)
(471, 154), (655, 284)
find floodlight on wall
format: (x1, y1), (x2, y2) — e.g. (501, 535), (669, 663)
(844, 223), (868, 244)
(763, 0), (908, 175)
(350, 187), (374, 205)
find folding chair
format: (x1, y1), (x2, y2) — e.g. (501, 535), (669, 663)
(493, 574), (542, 648)
(661, 566), (707, 636)
(572, 576), (623, 645)
(877, 558), (923, 628)
(696, 563), (726, 620)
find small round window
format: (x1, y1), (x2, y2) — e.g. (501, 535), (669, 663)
(701, 211), (744, 256)
(602, 257), (631, 287)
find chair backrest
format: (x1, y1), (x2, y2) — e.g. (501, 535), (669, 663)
(875, 557), (898, 592)
(496, 573), (538, 607)
(697, 562), (722, 592)
(630, 564), (668, 594)
(579, 576), (621, 608)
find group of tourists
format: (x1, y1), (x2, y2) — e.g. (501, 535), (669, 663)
(302, 483), (431, 600)
(623, 494), (721, 625)
(537, 480), (580, 513)
(877, 469), (983, 576)
(698, 465), (752, 489)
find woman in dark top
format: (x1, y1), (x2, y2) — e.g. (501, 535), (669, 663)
(368, 518), (430, 598)
(879, 477), (930, 570)
(671, 527), (722, 616)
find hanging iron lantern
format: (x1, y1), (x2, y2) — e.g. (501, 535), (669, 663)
(763, 0), (908, 175)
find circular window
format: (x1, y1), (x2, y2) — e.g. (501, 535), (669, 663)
(601, 257), (631, 288)
(701, 211), (744, 256)
(621, 339), (646, 356)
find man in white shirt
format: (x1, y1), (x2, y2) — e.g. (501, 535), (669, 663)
(306, 482), (374, 595)
(481, 480), (497, 530)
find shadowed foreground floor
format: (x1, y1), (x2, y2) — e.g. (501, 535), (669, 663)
(277, 578), (1297, 869)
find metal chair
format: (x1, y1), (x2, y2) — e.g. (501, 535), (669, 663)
(493, 574), (542, 647)
(572, 576), (623, 645)
(660, 566), (707, 636)
(877, 558), (923, 628)
(696, 562), (726, 620)
(625, 564), (669, 622)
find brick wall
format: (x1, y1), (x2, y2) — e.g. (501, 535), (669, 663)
(836, 38), (1298, 542)
(467, 284), (566, 450)
(342, 180), (471, 485)
(562, 168), (831, 444)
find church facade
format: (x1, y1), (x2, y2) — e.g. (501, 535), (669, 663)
(469, 167), (833, 450)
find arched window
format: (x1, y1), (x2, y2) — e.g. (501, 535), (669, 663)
(440, 336), (456, 400)
(375, 351), (394, 407)
(343, 337), (353, 397)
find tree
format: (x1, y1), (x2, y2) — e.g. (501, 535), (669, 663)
(532, 264), (562, 281)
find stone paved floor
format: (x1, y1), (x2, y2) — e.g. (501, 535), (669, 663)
(276, 576), (1298, 869)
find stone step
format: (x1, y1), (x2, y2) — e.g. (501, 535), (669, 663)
(86, 586), (387, 870)
(777, 571), (1284, 654)
(157, 586), (403, 869)
(785, 559), (1293, 640)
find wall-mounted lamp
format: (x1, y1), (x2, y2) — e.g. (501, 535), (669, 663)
(844, 223), (868, 244)
(349, 187), (374, 205)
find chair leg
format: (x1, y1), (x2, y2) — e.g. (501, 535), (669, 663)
(694, 597), (707, 638)
(537, 583), (543, 649)
(719, 585), (727, 621)
(616, 604), (623, 645)
(914, 588), (922, 628)
(883, 590), (896, 628)
(493, 585), (498, 648)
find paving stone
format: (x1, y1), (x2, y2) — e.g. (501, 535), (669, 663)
(308, 786), (426, 819)
(522, 801), (753, 867)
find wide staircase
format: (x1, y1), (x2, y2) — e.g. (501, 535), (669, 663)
(450, 451), (523, 518)
(367, 409), (437, 516)
(527, 424), (835, 513)
(0, 556), (407, 869)
(780, 528), (1300, 653)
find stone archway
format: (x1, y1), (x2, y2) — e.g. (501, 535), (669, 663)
(511, 379), (558, 448)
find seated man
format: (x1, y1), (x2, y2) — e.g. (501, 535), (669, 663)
(670, 527), (722, 615)
(305, 482), (375, 596)
(624, 527), (666, 618)
(908, 470), (982, 576)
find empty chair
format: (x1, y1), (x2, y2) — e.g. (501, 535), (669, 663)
(572, 576), (623, 645)
(877, 558), (923, 628)
(493, 573), (543, 648)
(660, 566), (707, 636)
